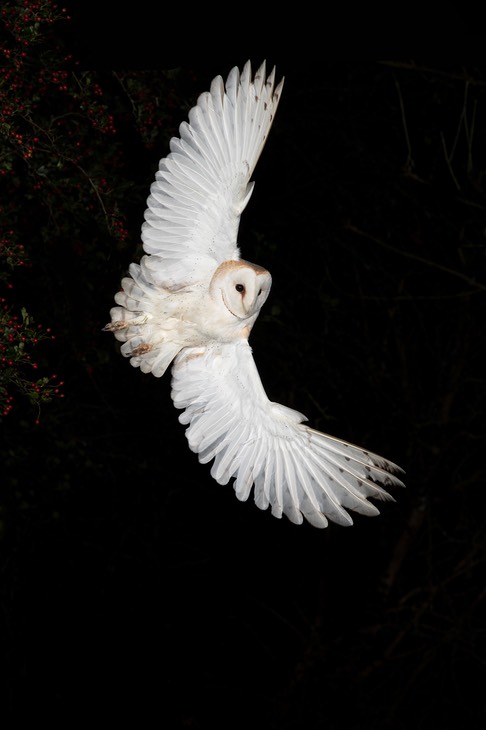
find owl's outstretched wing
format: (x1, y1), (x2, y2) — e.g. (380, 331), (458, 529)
(141, 61), (284, 289)
(171, 342), (405, 528)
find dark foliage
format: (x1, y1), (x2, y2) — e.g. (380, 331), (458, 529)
(1, 5), (485, 728)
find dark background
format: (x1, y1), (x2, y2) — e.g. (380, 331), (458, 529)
(2, 7), (485, 728)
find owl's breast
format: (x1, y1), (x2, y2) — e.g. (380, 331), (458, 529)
(189, 290), (256, 344)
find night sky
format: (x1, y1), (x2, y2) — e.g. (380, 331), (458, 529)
(2, 9), (486, 728)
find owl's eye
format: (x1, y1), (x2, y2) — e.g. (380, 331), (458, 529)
(235, 284), (245, 293)
(258, 289), (262, 296)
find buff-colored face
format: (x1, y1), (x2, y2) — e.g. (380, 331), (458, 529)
(209, 260), (272, 320)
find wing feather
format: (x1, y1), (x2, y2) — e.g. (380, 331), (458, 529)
(171, 342), (405, 528)
(141, 61), (283, 287)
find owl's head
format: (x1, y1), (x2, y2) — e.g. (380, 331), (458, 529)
(209, 260), (272, 322)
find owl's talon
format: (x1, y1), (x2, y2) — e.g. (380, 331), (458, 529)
(102, 321), (127, 332)
(130, 343), (153, 357)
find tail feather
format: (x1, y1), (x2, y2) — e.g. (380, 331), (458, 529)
(104, 260), (182, 377)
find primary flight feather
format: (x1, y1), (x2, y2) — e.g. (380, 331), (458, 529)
(104, 61), (405, 528)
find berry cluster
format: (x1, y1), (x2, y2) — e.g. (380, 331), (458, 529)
(0, 0), (141, 418)
(0, 299), (64, 420)
(0, 228), (31, 279)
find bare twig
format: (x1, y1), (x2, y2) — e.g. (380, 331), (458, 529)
(346, 224), (486, 294)
(393, 76), (414, 173)
(379, 61), (486, 87)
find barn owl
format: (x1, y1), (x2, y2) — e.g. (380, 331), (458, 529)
(104, 61), (405, 528)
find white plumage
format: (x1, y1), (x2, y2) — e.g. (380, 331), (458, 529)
(104, 61), (405, 528)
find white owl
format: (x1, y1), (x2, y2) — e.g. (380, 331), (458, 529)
(104, 61), (405, 528)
